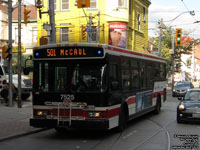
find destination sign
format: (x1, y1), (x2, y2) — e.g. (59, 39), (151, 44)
(34, 46), (104, 59)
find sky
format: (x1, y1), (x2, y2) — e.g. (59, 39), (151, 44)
(22, 0), (200, 39)
(149, 0), (200, 38)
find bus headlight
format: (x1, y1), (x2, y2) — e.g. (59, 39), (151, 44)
(36, 110), (48, 116)
(88, 112), (101, 118)
(178, 104), (185, 111)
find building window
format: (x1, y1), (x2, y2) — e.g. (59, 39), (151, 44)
(129, 0), (132, 15)
(89, 0), (96, 9)
(138, 14), (141, 31)
(61, 0), (69, 10)
(61, 27), (69, 42)
(54, 0), (57, 10)
(143, 7), (146, 23)
(118, 0), (126, 8)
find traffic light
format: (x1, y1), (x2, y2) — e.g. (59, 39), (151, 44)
(2, 45), (9, 59)
(77, 0), (90, 8)
(175, 28), (182, 46)
(24, 5), (31, 26)
(81, 26), (87, 40)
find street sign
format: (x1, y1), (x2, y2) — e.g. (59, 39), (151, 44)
(86, 28), (92, 32)
(12, 46), (26, 53)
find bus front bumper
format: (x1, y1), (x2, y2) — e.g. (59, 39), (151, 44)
(30, 118), (109, 130)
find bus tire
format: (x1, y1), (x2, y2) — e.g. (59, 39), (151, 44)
(55, 127), (67, 133)
(21, 94), (30, 101)
(117, 106), (127, 132)
(154, 97), (161, 114)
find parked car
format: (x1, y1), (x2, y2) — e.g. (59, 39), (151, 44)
(177, 89), (200, 123)
(0, 64), (32, 100)
(172, 81), (194, 97)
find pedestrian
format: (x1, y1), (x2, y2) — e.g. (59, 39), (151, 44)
(1, 80), (9, 106)
(0, 80), (17, 106)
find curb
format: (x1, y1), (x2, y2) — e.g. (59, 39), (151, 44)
(0, 128), (49, 142)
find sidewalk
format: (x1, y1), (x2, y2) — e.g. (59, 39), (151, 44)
(0, 99), (43, 142)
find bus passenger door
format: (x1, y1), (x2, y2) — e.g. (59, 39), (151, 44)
(108, 63), (121, 106)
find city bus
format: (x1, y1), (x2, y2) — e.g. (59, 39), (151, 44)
(29, 43), (167, 132)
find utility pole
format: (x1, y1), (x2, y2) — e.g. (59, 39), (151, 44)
(158, 18), (163, 56)
(18, 0), (22, 108)
(88, 13), (92, 43)
(171, 29), (175, 92)
(97, 11), (100, 43)
(8, 0), (13, 107)
(49, 0), (56, 44)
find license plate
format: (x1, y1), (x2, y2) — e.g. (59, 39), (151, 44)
(192, 114), (200, 118)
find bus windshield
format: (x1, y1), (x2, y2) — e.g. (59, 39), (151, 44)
(37, 61), (107, 92)
(71, 63), (107, 92)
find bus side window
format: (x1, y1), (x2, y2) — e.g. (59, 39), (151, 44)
(154, 63), (160, 81)
(147, 62), (153, 88)
(109, 64), (119, 90)
(139, 61), (146, 89)
(130, 60), (139, 90)
(0, 67), (3, 76)
(121, 59), (131, 91)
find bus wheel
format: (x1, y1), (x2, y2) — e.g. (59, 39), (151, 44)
(55, 127), (67, 134)
(117, 108), (127, 132)
(154, 99), (161, 114)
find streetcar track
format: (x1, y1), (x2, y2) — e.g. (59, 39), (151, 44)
(110, 132), (123, 150)
(130, 118), (176, 150)
(89, 130), (123, 150)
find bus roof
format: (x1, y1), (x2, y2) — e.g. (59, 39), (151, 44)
(34, 43), (166, 63)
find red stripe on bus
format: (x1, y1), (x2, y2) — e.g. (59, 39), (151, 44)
(127, 97), (136, 105)
(107, 46), (165, 61)
(107, 107), (120, 118)
(40, 107), (121, 119)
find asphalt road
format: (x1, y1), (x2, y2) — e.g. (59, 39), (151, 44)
(1, 91), (200, 150)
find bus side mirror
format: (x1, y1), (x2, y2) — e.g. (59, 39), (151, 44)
(111, 81), (119, 91)
(23, 67), (30, 75)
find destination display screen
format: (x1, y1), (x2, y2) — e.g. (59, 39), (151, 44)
(34, 46), (104, 59)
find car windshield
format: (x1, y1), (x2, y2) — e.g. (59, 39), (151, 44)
(175, 82), (190, 88)
(184, 91), (200, 101)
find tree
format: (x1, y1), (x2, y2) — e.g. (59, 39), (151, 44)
(149, 24), (199, 73)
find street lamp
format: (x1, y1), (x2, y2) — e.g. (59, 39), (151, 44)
(164, 11), (195, 23)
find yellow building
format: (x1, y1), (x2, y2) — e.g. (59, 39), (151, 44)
(37, 0), (151, 53)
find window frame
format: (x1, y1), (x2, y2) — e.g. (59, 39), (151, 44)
(138, 13), (141, 31)
(61, 0), (69, 10)
(118, 0), (127, 8)
(60, 27), (69, 42)
(88, 0), (97, 9)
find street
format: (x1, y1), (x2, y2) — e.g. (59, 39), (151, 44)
(0, 90), (199, 150)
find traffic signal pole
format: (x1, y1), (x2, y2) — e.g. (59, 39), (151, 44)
(171, 30), (175, 92)
(8, 0), (13, 107)
(49, 0), (56, 44)
(18, 0), (22, 108)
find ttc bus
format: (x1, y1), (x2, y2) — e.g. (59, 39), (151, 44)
(29, 43), (167, 131)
